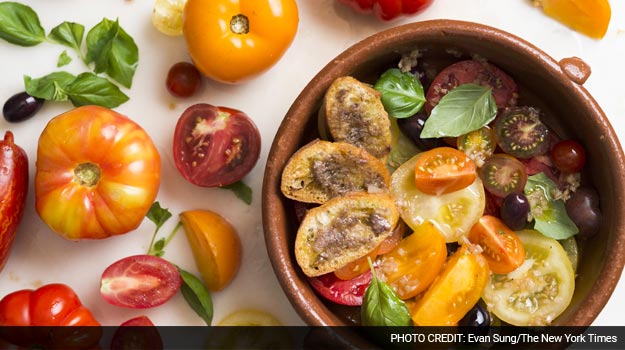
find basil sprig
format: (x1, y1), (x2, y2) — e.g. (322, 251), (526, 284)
(0, 2), (45, 46)
(421, 83), (497, 138)
(361, 259), (411, 326)
(374, 68), (426, 118)
(0, 3), (138, 108)
(524, 173), (579, 239)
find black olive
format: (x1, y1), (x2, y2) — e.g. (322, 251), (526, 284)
(3, 92), (44, 122)
(397, 111), (446, 150)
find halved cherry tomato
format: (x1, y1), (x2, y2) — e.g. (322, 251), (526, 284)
(425, 60), (518, 114)
(308, 271), (372, 306)
(377, 222), (447, 300)
(457, 126), (496, 167)
(173, 103), (261, 188)
(413, 147), (476, 195)
(408, 245), (489, 326)
(100, 254), (182, 309)
(35, 106), (161, 240)
(468, 215), (525, 274)
(183, 0), (299, 83)
(112, 316), (163, 350)
(478, 154), (528, 198)
(534, 0), (611, 39)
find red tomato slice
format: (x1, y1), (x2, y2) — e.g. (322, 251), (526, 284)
(468, 215), (525, 274)
(413, 147), (476, 195)
(308, 270), (372, 306)
(425, 60), (518, 114)
(100, 254), (182, 309)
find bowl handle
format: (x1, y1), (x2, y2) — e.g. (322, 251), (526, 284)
(558, 57), (592, 85)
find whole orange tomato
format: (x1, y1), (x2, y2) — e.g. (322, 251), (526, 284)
(183, 0), (299, 83)
(35, 106), (161, 240)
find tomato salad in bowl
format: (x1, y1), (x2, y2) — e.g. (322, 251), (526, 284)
(262, 20), (625, 332)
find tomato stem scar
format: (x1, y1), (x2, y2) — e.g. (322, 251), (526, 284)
(74, 162), (102, 187)
(230, 14), (249, 34)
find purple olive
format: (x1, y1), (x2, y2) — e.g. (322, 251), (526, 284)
(500, 192), (530, 231)
(397, 111), (446, 150)
(3, 92), (44, 122)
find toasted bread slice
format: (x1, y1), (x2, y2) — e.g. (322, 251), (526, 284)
(324, 76), (392, 160)
(280, 139), (391, 204)
(295, 192), (399, 277)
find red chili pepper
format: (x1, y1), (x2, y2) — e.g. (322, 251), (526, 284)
(338, 0), (434, 20)
(0, 284), (101, 348)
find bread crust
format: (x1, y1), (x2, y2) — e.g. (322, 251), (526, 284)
(280, 139), (391, 204)
(324, 76), (392, 160)
(295, 192), (399, 277)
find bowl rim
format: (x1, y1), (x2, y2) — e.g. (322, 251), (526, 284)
(262, 19), (625, 327)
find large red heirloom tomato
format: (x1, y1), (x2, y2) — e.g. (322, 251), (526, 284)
(35, 105), (161, 240)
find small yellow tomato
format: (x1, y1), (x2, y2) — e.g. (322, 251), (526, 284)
(179, 209), (241, 291)
(182, 0), (299, 83)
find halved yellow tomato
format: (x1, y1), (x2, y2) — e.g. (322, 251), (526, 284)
(408, 245), (489, 326)
(35, 106), (161, 240)
(534, 0), (611, 39)
(391, 152), (485, 242)
(377, 222), (447, 300)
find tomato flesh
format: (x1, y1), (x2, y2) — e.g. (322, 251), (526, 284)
(413, 147), (476, 195)
(173, 103), (261, 187)
(100, 254), (182, 309)
(468, 215), (525, 274)
(308, 271), (372, 306)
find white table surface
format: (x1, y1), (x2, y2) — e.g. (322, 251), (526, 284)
(0, 0), (623, 327)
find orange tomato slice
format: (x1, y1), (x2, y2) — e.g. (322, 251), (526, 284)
(377, 222), (447, 300)
(414, 147), (476, 195)
(534, 0), (611, 39)
(468, 215), (525, 274)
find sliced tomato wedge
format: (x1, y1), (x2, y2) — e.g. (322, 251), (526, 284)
(377, 222), (447, 300)
(468, 215), (525, 274)
(308, 271), (371, 306)
(413, 147), (476, 195)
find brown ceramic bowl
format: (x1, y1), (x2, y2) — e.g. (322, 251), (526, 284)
(262, 19), (625, 328)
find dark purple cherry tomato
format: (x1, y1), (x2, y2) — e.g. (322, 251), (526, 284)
(3, 92), (44, 122)
(565, 186), (601, 238)
(425, 60), (518, 114)
(478, 154), (528, 198)
(500, 192), (530, 230)
(166, 62), (202, 98)
(551, 140), (586, 173)
(173, 103), (261, 187)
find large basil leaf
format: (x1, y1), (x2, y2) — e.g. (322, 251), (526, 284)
(524, 172), (578, 239)
(24, 71), (75, 101)
(49, 21), (85, 54)
(65, 72), (129, 107)
(86, 18), (138, 88)
(374, 68), (425, 118)
(0, 2), (45, 46)
(421, 83), (497, 138)
(179, 268), (213, 326)
(361, 263), (411, 326)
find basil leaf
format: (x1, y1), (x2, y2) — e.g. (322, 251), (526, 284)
(361, 262), (411, 326)
(220, 181), (253, 205)
(0, 2), (45, 46)
(86, 18), (138, 88)
(374, 68), (425, 118)
(387, 117), (420, 173)
(421, 83), (497, 138)
(48, 21), (84, 54)
(178, 268), (213, 326)
(146, 201), (173, 232)
(65, 72), (129, 108)
(524, 172), (579, 240)
(24, 71), (75, 101)
(57, 50), (72, 67)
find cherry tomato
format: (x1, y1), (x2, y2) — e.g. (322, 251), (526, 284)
(536, 0), (611, 39)
(338, 0), (434, 21)
(183, 0), (299, 83)
(100, 254), (182, 309)
(35, 106), (161, 240)
(334, 246), (379, 281)
(408, 245), (489, 326)
(308, 270), (372, 306)
(413, 147), (476, 195)
(166, 62), (202, 98)
(425, 60), (518, 114)
(173, 103), (261, 187)
(112, 316), (163, 350)
(478, 154), (528, 198)
(493, 106), (550, 159)
(457, 126), (496, 167)
(152, 0), (186, 36)
(377, 222), (447, 300)
(468, 215), (525, 274)
(180, 210), (242, 291)
(377, 220), (405, 255)
(551, 140), (586, 173)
